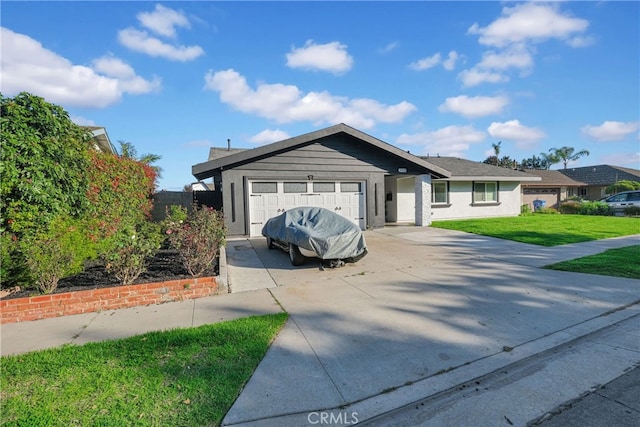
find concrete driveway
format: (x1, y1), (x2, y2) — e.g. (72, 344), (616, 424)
(223, 227), (640, 426)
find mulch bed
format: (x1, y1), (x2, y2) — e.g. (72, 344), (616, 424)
(1, 248), (218, 300)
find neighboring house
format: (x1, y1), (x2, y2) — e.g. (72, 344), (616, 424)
(82, 126), (118, 154)
(520, 169), (586, 210)
(191, 124), (540, 236)
(558, 165), (640, 200)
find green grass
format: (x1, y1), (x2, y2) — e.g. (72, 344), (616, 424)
(544, 245), (640, 279)
(431, 215), (640, 246)
(1, 313), (288, 427)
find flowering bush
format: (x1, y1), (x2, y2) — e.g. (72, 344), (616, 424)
(164, 205), (226, 277)
(103, 221), (164, 285)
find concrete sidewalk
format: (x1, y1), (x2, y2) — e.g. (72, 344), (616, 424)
(1, 228), (639, 426)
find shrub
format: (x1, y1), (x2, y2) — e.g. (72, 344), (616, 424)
(520, 204), (532, 216)
(1, 92), (91, 233)
(103, 221), (164, 285)
(623, 206), (640, 217)
(19, 217), (90, 294)
(535, 207), (559, 214)
(164, 205), (226, 277)
(559, 200), (582, 214)
(579, 201), (614, 216)
(85, 151), (157, 248)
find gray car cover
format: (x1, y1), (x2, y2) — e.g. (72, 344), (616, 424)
(262, 207), (367, 261)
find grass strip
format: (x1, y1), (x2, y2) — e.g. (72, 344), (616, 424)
(1, 313), (288, 426)
(544, 245), (640, 279)
(432, 215), (639, 246)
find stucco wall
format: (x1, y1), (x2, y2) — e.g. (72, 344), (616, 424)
(431, 181), (522, 221)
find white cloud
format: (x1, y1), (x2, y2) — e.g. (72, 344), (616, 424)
(118, 28), (204, 62)
(397, 125), (486, 157)
(442, 51), (460, 71)
(487, 120), (546, 145)
(467, 2), (590, 48)
(410, 51), (460, 71)
(0, 27), (160, 108)
(286, 40), (353, 74)
(249, 129), (290, 145)
(581, 121), (639, 141)
(71, 116), (96, 126)
(204, 68), (416, 129)
(409, 53), (441, 71)
(137, 4), (190, 39)
(477, 44), (533, 71)
(566, 35), (596, 48)
(458, 68), (508, 87)
(439, 95), (509, 118)
(379, 42), (399, 54)
(600, 152), (640, 168)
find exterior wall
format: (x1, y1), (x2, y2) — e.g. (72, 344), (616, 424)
(221, 168), (386, 236)
(431, 181), (522, 221)
(219, 135), (422, 236)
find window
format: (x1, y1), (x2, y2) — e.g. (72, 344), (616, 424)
(341, 182), (361, 192)
(252, 182), (277, 193)
(283, 182), (307, 193)
(473, 182), (498, 203)
(313, 182), (335, 193)
(432, 182), (448, 204)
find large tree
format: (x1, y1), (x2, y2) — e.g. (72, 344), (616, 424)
(549, 146), (590, 169)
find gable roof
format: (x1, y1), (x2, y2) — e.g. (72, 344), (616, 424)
(422, 157), (541, 182)
(559, 165), (640, 186)
(192, 123), (451, 180)
(520, 169), (586, 186)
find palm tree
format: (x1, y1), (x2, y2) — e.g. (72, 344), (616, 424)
(118, 141), (163, 178)
(549, 146), (590, 169)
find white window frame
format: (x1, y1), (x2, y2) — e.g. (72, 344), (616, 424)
(473, 181), (498, 204)
(432, 181), (449, 204)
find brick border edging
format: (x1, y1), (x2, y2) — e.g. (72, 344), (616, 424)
(0, 276), (219, 324)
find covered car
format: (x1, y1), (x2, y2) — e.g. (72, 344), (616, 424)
(261, 207), (368, 266)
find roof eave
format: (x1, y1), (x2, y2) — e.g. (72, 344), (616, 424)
(192, 123), (452, 180)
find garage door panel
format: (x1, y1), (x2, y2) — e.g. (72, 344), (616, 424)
(248, 180), (366, 237)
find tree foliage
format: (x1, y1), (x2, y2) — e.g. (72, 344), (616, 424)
(85, 150), (157, 244)
(549, 146), (590, 169)
(0, 92), (92, 233)
(605, 180), (640, 194)
(118, 140), (163, 179)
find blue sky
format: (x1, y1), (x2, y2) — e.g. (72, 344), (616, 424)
(2, 1), (638, 190)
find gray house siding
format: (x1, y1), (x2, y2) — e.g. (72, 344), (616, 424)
(220, 135), (405, 235)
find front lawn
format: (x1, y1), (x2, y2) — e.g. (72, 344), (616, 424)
(544, 245), (640, 279)
(1, 313), (288, 426)
(431, 215), (640, 246)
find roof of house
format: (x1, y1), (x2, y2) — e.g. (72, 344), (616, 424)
(192, 123), (452, 180)
(559, 165), (640, 186)
(421, 157), (542, 182)
(82, 126), (117, 154)
(519, 169), (586, 186)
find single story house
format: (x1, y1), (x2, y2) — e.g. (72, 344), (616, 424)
(558, 165), (640, 200)
(520, 169), (586, 210)
(192, 124), (540, 236)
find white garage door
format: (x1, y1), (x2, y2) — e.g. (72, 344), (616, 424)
(248, 180), (366, 237)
